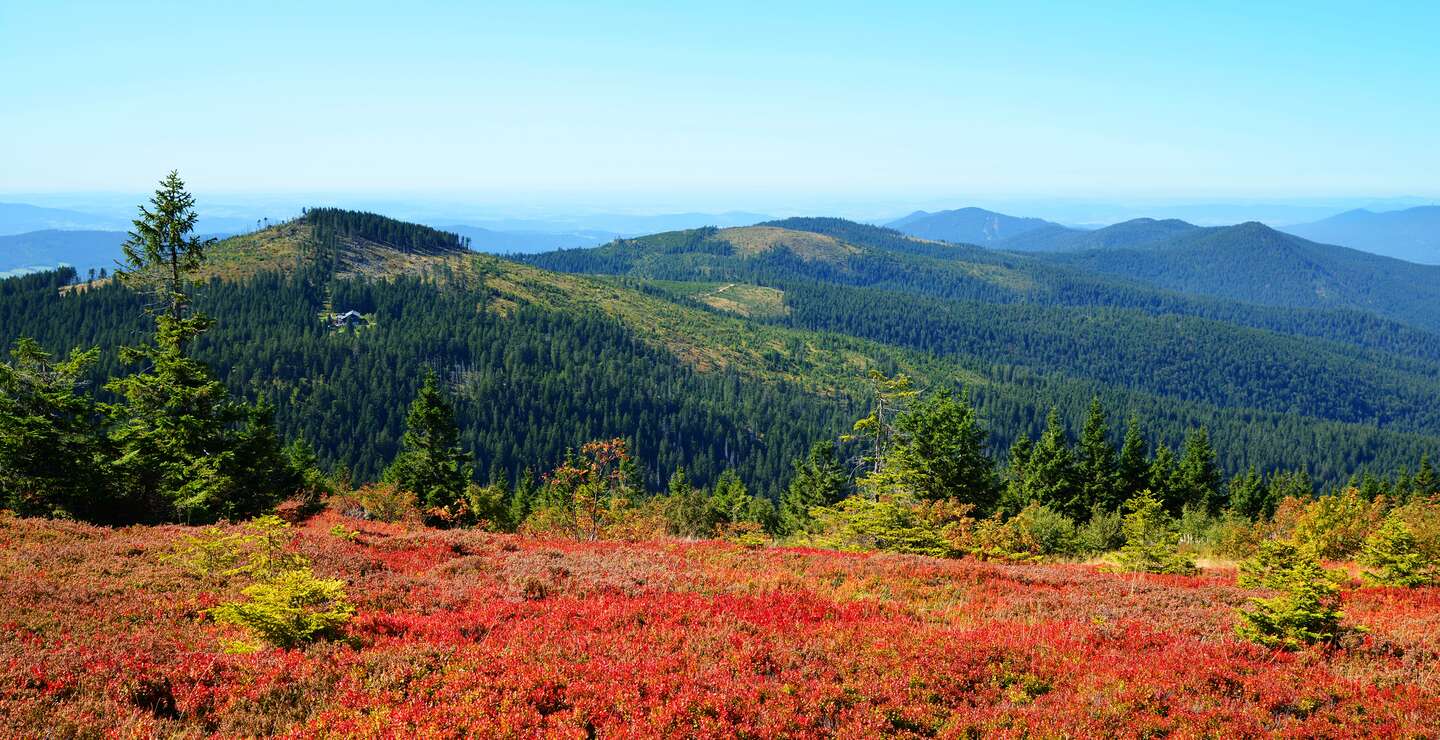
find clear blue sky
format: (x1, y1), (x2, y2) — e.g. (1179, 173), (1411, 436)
(3, 0), (1437, 207)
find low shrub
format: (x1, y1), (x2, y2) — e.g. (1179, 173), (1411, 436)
(210, 567), (355, 651)
(1235, 543), (1345, 650)
(1360, 516), (1437, 587)
(1114, 490), (1195, 575)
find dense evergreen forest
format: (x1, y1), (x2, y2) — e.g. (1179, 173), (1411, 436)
(6, 204), (1440, 512)
(0, 265), (851, 495)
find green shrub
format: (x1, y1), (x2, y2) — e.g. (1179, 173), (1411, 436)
(1292, 487), (1383, 560)
(169, 515), (304, 583)
(180, 516), (355, 650)
(1237, 539), (1306, 589)
(806, 496), (953, 558)
(1114, 490), (1196, 575)
(1391, 497), (1440, 561)
(1360, 516), (1437, 587)
(1076, 506), (1124, 554)
(966, 503), (1076, 562)
(353, 482), (419, 523)
(1235, 544), (1344, 650)
(210, 568), (354, 650)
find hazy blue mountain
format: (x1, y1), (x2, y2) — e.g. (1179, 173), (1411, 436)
(997, 217), (1201, 252)
(0, 230), (128, 276)
(444, 224), (616, 254)
(0, 203), (124, 235)
(1282, 206), (1440, 264)
(461, 211), (773, 236)
(886, 207), (1064, 244)
(1038, 222), (1440, 331)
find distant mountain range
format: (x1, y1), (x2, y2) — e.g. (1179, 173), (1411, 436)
(1281, 206), (1440, 265)
(0, 203), (125, 235)
(885, 207), (1062, 245)
(885, 208), (1207, 252)
(443, 225), (618, 254)
(1031, 221), (1440, 331)
(0, 230), (128, 277)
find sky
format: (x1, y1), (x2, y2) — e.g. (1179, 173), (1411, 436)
(3, 0), (1439, 213)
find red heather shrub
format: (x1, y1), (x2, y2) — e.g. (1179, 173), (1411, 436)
(1, 514), (1438, 736)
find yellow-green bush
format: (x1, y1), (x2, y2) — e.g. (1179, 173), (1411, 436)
(210, 568), (355, 650)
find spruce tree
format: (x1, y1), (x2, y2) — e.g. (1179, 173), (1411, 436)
(779, 440), (851, 535)
(1020, 408), (1077, 512)
(664, 467), (716, 537)
(1074, 397), (1119, 517)
(1148, 444), (1179, 513)
(0, 339), (110, 519)
(1227, 465), (1268, 520)
(1116, 414), (1149, 502)
(107, 172), (294, 523)
(1360, 516), (1436, 587)
(886, 390), (997, 510)
(1413, 454), (1437, 501)
(1000, 433), (1034, 513)
(509, 467), (537, 529)
(385, 371), (473, 511)
(1176, 428), (1223, 515)
(1114, 489), (1195, 575)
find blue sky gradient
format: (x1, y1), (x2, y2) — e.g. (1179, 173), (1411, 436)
(3, 0), (1437, 209)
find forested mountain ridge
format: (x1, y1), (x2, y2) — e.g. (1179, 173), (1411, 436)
(1283, 206), (1440, 265)
(527, 217), (1440, 365)
(8, 208), (1440, 495)
(1035, 222), (1440, 332)
(996, 217), (1201, 252)
(885, 207), (1063, 245)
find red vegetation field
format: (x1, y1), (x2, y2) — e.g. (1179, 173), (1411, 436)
(2, 512), (1438, 738)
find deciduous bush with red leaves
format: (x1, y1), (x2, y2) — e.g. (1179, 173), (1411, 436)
(1, 512), (1438, 736)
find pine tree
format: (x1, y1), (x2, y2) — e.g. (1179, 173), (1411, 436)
(1114, 489), (1195, 575)
(1227, 465), (1268, 520)
(385, 371), (473, 512)
(509, 467), (537, 529)
(1236, 543), (1343, 649)
(1176, 428), (1223, 515)
(708, 469), (772, 529)
(663, 467), (715, 537)
(849, 370), (918, 481)
(1360, 516), (1436, 587)
(1116, 414), (1149, 502)
(1148, 443), (1179, 513)
(1413, 454), (1437, 501)
(1000, 433), (1034, 513)
(1074, 397), (1119, 517)
(107, 172), (293, 523)
(779, 440), (851, 535)
(117, 170), (214, 324)
(885, 390), (997, 509)
(1020, 408), (1077, 512)
(0, 339), (110, 519)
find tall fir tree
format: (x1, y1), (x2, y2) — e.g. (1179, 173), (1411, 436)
(885, 390), (998, 510)
(1116, 414), (1149, 503)
(1074, 397), (1119, 517)
(1001, 432), (1034, 513)
(385, 371), (473, 511)
(1176, 428), (1223, 515)
(1412, 454), (1437, 501)
(1227, 465), (1268, 520)
(1148, 443), (1179, 512)
(107, 172), (294, 523)
(1020, 408), (1077, 513)
(779, 440), (851, 534)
